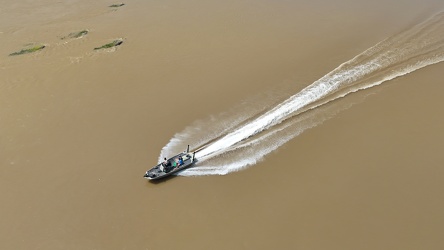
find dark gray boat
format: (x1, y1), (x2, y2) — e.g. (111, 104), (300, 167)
(144, 146), (196, 180)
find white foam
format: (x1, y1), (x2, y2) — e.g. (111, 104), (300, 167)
(162, 12), (444, 176)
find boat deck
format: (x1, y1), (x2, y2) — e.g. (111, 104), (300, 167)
(144, 152), (195, 180)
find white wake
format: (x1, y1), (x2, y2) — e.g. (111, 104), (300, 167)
(160, 12), (444, 176)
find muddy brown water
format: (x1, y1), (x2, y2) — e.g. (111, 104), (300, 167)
(1, 0), (444, 249)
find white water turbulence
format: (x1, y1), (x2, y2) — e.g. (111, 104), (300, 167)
(160, 12), (444, 176)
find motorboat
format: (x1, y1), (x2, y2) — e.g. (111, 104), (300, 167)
(144, 145), (196, 180)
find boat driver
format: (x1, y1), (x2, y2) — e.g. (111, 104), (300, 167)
(162, 158), (170, 167)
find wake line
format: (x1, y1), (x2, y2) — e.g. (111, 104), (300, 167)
(160, 12), (444, 176)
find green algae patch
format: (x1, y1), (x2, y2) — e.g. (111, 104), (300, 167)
(94, 39), (123, 50)
(62, 30), (89, 40)
(109, 3), (125, 7)
(9, 45), (45, 56)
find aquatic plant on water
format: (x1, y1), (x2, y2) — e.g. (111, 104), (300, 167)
(93, 39), (123, 50)
(9, 45), (45, 56)
(61, 30), (89, 40)
(109, 3), (125, 7)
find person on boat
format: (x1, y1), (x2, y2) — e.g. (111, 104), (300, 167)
(162, 158), (169, 167)
(178, 156), (184, 166)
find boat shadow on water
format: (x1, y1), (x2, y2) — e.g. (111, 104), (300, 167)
(146, 173), (179, 184)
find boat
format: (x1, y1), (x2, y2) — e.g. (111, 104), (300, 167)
(144, 145), (196, 180)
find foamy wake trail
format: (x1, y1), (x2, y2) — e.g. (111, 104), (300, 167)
(160, 12), (444, 176)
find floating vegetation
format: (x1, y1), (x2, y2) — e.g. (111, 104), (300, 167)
(61, 30), (89, 40)
(109, 3), (125, 7)
(9, 45), (45, 56)
(93, 39), (123, 50)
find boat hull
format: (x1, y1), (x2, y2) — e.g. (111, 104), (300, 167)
(144, 152), (195, 181)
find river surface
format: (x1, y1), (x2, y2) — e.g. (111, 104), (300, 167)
(1, 0), (444, 249)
